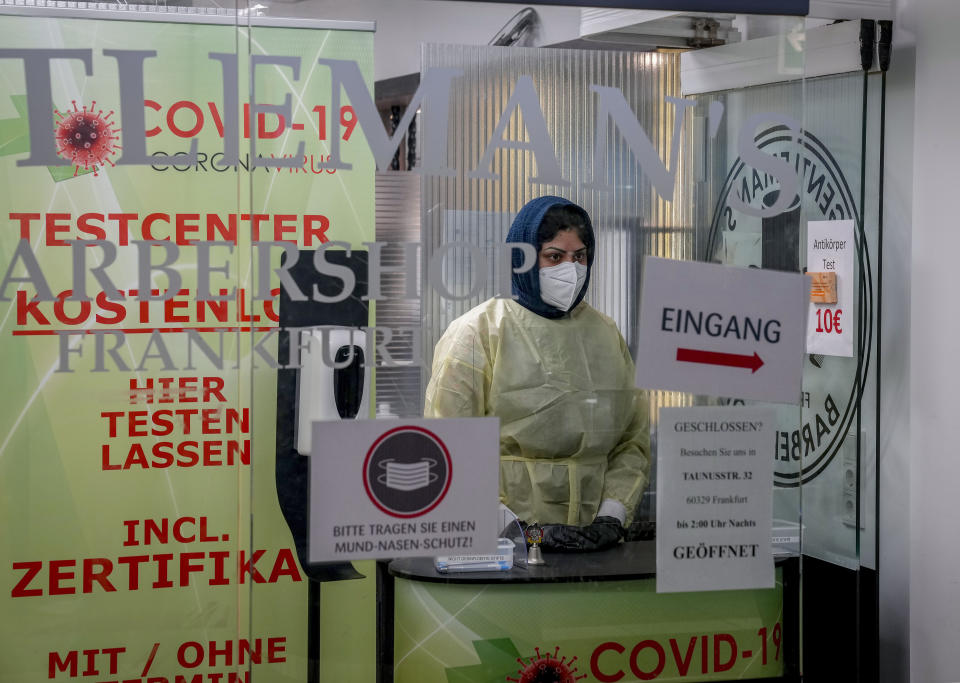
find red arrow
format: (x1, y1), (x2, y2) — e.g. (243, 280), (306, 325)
(676, 348), (764, 373)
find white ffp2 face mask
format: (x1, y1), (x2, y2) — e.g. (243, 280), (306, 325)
(539, 262), (587, 312)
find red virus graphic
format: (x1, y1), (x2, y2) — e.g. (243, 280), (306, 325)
(506, 646), (586, 683)
(54, 101), (120, 176)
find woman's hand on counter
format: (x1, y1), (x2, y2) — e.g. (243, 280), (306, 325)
(541, 516), (625, 553)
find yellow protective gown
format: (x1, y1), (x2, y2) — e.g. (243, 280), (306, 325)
(425, 297), (650, 526)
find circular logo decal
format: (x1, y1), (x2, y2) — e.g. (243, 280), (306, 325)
(363, 426), (452, 518)
(506, 646), (583, 683)
(708, 125), (873, 487)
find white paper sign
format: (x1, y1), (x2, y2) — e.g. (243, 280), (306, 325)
(806, 220), (854, 357)
(656, 406), (775, 593)
(308, 418), (500, 561)
(637, 257), (808, 405)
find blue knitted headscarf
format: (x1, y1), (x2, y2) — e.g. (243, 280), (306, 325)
(506, 196), (595, 319)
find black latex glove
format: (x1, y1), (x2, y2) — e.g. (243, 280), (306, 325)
(625, 520), (656, 542)
(541, 516), (625, 553)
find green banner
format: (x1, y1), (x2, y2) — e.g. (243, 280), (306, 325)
(394, 572), (784, 682)
(0, 12), (374, 683)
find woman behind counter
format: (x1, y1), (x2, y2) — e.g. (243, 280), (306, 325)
(425, 196), (650, 553)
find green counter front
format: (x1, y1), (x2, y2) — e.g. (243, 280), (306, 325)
(388, 542), (796, 683)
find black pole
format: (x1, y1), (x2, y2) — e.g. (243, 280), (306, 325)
(854, 20), (875, 683)
(874, 18), (892, 683)
(376, 562), (396, 683)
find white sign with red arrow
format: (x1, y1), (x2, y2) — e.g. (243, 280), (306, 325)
(636, 257), (808, 405)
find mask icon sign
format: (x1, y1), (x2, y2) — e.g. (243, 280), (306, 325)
(379, 459), (439, 491)
(363, 426), (452, 518)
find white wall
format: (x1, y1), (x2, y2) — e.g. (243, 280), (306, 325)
(906, 0), (960, 680)
(262, 0), (583, 81)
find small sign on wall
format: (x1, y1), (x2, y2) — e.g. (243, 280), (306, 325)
(806, 220), (855, 357)
(308, 418), (500, 561)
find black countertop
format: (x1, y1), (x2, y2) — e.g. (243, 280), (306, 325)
(388, 540), (657, 584)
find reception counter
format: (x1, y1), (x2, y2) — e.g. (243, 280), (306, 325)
(385, 541), (798, 682)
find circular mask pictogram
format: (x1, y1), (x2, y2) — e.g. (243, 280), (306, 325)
(708, 125), (873, 487)
(363, 426), (452, 518)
